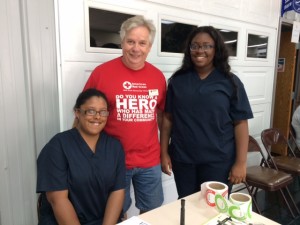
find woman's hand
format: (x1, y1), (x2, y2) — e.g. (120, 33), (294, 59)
(228, 161), (246, 184)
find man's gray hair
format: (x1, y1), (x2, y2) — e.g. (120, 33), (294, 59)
(120, 15), (156, 45)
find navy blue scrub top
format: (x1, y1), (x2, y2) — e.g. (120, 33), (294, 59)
(166, 69), (253, 164)
(36, 128), (126, 225)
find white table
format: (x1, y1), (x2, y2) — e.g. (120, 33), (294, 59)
(138, 192), (280, 225)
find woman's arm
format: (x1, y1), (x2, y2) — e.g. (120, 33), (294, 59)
(160, 112), (173, 175)
(46, 190), (81, 225)
(229, 120), (249, 184)
(102, 189), (125, 225)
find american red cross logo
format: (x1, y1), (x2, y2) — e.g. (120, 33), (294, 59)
(123, 81), (132, 90)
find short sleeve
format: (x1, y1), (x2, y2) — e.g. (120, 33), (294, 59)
(165, 81), (174, 113)
(230, 76), (253, 121)
(36, 136), (69, 193)
(112, 141), (126, 191)
(157, 75), (167, 112)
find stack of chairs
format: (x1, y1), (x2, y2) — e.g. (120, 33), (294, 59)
(243, 134), (300, 218)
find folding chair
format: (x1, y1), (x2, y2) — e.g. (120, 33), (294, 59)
(244, 135), (299, 218)
(261, 128), (300, 176)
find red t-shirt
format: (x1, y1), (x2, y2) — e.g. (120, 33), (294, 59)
(84, 57), (166, 169)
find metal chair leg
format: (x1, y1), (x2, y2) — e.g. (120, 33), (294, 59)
(284, 186), (300, 215)
(244, 182), (261, 214)
(279, 188), (296, 218)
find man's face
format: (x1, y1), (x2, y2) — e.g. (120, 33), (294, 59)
(121, 26), (152, 70)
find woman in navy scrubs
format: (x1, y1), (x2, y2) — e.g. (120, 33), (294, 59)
(36, 88), (125, 225)
(160, 26), (253, 198)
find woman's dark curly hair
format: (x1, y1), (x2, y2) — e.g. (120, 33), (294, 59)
(73, 88), (109, 111)
(169, 26), (237, 93)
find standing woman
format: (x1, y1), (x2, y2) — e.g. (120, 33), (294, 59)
(36, 88), (125, 225)
(160, 26), (253, 198)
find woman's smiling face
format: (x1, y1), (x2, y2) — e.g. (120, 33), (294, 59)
(75, 96), (108, 137)
(190, 32), (215, 71)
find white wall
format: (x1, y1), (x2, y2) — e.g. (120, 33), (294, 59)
(1, 0), (36, 224)
(0, 0), (281, 224)
(0, 0), (59, 224)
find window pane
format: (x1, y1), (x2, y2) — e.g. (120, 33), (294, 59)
(89, 8), (134, 48)
(161, 20), (197, 53)
(217, 29), (238, 57)
(247, 34), (268, 58)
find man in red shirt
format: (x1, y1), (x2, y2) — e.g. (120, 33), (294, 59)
(84, 15), (166, 216)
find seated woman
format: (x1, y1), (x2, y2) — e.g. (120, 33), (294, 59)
(36, 88), (125, 225)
